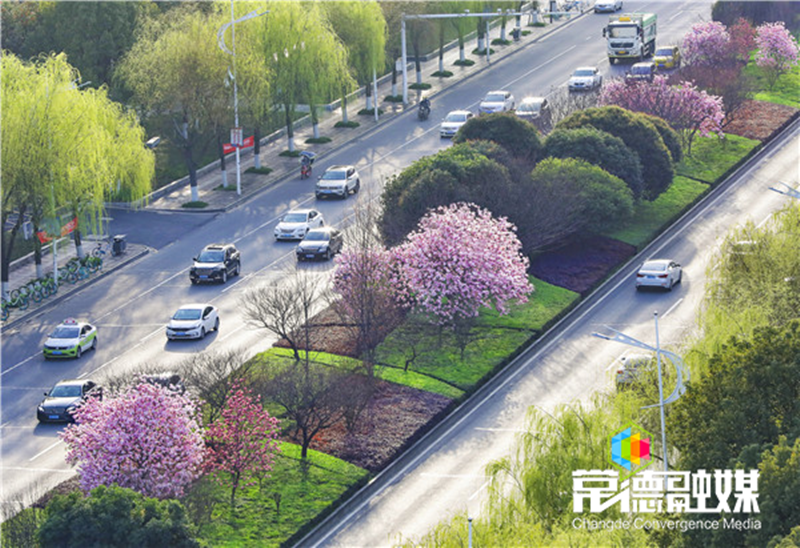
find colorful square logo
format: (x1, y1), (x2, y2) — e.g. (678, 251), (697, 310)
(608, 422), (654, 478)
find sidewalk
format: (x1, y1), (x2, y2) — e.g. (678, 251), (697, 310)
(144, 9), (588, 212)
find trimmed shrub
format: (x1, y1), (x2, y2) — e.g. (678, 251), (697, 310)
(453, 112), (543, 165)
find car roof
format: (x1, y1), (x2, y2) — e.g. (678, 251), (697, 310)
(520, 97), (546, 104)
(326, 165), (354, 171)
(632, 61), (655, 68)
(58, 318), (88, 326)
(485, 90), (510, 95)
(574, 66), (597, 71)
(52, 379), (92, 387)
(177, 303), (213, 310)
(307, 226), (336, 234)
(641, 259), (671, 267)
(447, 109), (472, 115)
(285, 208), (315, 214)
(203, 243), (234, 250)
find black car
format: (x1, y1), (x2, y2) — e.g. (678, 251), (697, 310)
(296, 228), (343, 261)
(190, 243), (241, 284)
(144, 372), (186, 395)
(625, 62), (657, 83)
(37, 379), (101, 423)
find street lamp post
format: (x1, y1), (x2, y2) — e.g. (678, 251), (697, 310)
(769, 181), (800, 200)
(593, 312), (690, 472)
(217, 3), (269, 196)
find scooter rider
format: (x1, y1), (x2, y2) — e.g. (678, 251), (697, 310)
(419, 96), (431, 119)
(300, 153), (312, 179)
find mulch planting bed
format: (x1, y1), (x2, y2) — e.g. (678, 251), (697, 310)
(724, 100), (799, 141)
(530, 235), (637, 295)
(305, 381), (452, 473)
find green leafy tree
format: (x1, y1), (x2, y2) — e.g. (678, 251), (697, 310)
(556, 106), (675, 200)
(325, 1), (386, 119)
(639, 112), (683, 163)
(37, 485), (198, 548)
(452, 112), (543, 165)
(2, 52), (153, 290)
(543, 126), (644, 198)
(116, 5), (230, 202)
(671, 321), (800, 472)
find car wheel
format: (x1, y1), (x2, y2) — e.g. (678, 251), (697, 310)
(677, 271), (683, 284)
(214, 317), (220, 332)
(354, 179), (361, 194)
(667, 279), (674, 291)
(235, 262), (241, 276)
(92, 337), (97, 351)
(191, 278), (198, 285)
(325, 250), (332, 261)
(200, 327), (206, 340)
(76, 346), (82, 359)
(222, 270), (228, 284)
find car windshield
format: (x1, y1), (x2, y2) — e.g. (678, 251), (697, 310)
(304, 231), (330, 242)
(573, 69), (594, 77)
(322, 170), (346, 180)
(282, 213), (308, 223)
(642, 262), (667, 271)
(632, 65), (652, 74)
(445, 113), (467, 123)
(655, 48), (674, 56)
(173, 309), (202, 320)
(483, 93), (506, 103)
(49, 385), (81, 398)
(518, 102), (541, 113)
(609, 25), (637, 38)
(51, 326), (80, 339)
(197, 250), (224, 263)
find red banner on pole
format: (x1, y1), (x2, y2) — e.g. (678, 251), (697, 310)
(60, 217), (78, 237)
(222, 135), (254, 155)
(37, 231), (52, 244)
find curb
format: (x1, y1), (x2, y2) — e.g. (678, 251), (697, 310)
(1, 248), (151, 332)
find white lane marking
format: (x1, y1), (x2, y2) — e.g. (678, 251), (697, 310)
(29, 440), (63, 462)
(420, 473), (489, 479)
(310, 141), (781, 546)
(468, 480), (491, 501)
(96, 323), (164, 328)
(81, 356), (119, 378)
(219, 324), (245, 342)
(663, 298), (684, 319)
(757, 214), (772, 228)
(96, 268), (189, 322)
(2, 467), (73, 474)
(2, 353), (41, 377)
(668, 11), (683, 21)
(474, 427), (527, 433)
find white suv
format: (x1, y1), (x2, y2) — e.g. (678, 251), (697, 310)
(316, 165), (361, 199)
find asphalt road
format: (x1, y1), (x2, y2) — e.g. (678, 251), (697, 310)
(0, 0), (787, 536)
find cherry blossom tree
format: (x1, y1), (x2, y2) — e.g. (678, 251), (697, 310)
(729, 18), (756, 63)
(599, 76), (724, 154)
(205, 384), (281, 507)
(395, 203), (533, 356)
(681, 21), (734, 68)
(61, 382), (206, 499)
(755, 22), (799, 89)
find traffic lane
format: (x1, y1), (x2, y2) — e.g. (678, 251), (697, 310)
(106, 208), (212, 251)
(324, 129), (799, 545)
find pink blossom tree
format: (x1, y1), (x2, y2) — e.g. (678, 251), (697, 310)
(599, 76), (724, 154)
(61, 382), (206, 499)
(755, 22), (799, 89)
(395, 203), (533, 356)
(682, 21), (734, 68)
(729, 18), (756, 63)
(205, 383), (281, 506)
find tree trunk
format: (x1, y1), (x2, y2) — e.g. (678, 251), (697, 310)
(341, 95), (349, 124)
(391, 63), (398, 96)
(365, 84), (372, 110)
(230, 471), (239, 507)
(33, 231), (43, 280)
(73, 228), (84, 260)
(253, 127), (262, 170)
(1, 206), (24, 298)
(438, 23), (445, 73)
(284, 103), (295, 152)
(311, 106), (320, 139)
(459, 39), (466, 62)
(219, 136), (230, 189)
(183, 144), (199, 202)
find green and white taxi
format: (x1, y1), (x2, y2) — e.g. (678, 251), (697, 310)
(43, 318), (97, 359)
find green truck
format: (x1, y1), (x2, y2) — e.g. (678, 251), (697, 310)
(602, 12), (658, 63)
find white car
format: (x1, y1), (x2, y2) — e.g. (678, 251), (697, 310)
(568, 67), (603, 91)
(635, 259), (682, 291)
(615, 354), (652, 387)
(316, 165), (361, 199)
(166, 304), (219, 340)
(479, 90), (515, 114)
(594, 0), (622, 13)
(440, 110), (474, 138)
(274, 208), (325, 240)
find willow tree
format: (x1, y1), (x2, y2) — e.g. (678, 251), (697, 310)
(324, 1), (386, 119)
(252, 2), (350, 151)
(1, 53), (153, 292)
(117, 5), (230, 202)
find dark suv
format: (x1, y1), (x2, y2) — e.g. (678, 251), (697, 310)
(190, 243), (241, 284)
(625, 62), (657, 83)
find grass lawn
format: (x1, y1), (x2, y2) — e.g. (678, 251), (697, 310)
(745, 59), (800, 108)
(375, 278), (576, 391)
(676, 133), (760, 184)
(606, 176), (709, 248)
(193, 442), (369, 548)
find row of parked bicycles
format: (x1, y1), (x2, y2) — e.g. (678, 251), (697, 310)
(1, 255), (104, 321)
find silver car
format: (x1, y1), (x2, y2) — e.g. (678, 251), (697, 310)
(479, 90), (515, 114)
(568, 67), (603, 91)
(166, 303), (220, 340)
(635, 259), (682, 291)
(316, 165), (361, 199)
(440, 110), (474, 138)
